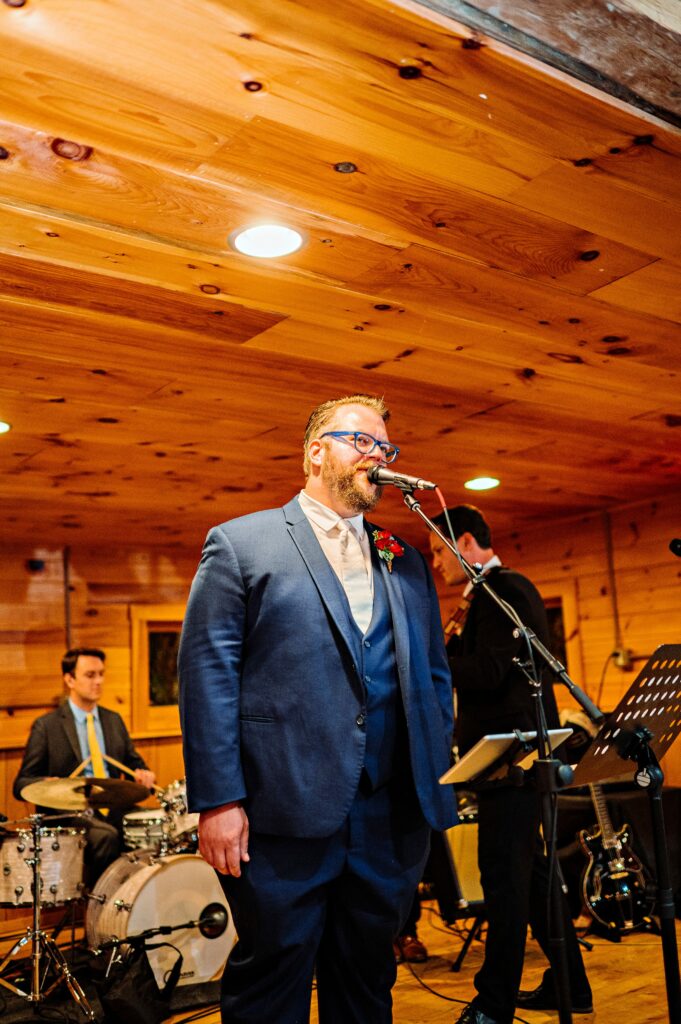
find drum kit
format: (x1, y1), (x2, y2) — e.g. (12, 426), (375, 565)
(0, 775), (235, 1019)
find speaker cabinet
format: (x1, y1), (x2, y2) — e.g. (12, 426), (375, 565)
(429, 822), (483, 924)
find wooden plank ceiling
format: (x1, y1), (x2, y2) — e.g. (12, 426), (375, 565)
(0, 0), (680, 550)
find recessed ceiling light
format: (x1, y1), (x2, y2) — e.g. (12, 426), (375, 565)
(464, 476), (499, 491)
(229, 224), (304, 258)
(0, 421), (11, 434)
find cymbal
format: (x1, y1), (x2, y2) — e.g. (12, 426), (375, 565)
(21, 777), (150, 811)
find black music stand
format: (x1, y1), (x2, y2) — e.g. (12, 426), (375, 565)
(440, 729), (573, 972)
(440, 728), (573, 788)
(570, 644), (681, 1024)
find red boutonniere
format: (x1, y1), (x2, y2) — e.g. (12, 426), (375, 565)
(372, 529), (405, 573)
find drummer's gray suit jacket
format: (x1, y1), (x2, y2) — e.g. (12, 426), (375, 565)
(13, 702), (148, 807)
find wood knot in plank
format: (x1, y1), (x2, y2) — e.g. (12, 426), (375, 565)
(50, 138), (93, 161)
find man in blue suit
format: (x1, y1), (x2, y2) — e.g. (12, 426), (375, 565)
(179, 394), (457, 1023)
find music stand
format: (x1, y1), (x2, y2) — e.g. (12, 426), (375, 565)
(569, 644), (681, 1023)
(440, 729), (573, 787)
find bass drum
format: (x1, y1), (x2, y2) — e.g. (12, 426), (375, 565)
(86, 848), (155, 945)
(87, 852), (235, 988)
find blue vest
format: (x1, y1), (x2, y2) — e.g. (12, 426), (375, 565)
(341, 559), (408, 789)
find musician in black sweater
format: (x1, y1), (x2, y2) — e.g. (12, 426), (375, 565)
(430, 506), (592, 1024)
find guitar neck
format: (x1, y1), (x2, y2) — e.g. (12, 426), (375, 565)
(589, 783), (619, 848)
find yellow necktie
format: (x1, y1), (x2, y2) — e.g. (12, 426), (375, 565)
(86, 712), (108, 815)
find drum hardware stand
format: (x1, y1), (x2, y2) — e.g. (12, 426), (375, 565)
(91, 901), (229, 957)
(0, 814), (96, 1020)
(91, 905), (226, 991)
(50, 811), (90, 962)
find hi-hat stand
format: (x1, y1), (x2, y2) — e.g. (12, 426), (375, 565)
(0, 814), (96, 1020)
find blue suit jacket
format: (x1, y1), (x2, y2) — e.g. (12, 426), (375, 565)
(178, 496), (457, 836)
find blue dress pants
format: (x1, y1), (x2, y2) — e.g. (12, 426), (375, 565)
(218, 779), (431, 1024)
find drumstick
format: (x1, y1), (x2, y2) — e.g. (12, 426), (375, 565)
(102, 753), (161, 792)
(69, 756), (92, 778)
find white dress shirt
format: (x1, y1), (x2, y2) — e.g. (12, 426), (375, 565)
(298, 490), (375, 603)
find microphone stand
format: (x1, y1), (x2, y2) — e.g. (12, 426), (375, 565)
(400, 488), (605, 1024)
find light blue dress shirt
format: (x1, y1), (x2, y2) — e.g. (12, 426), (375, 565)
(68, 699), (110, 777)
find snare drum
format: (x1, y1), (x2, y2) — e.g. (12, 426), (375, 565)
(86, 852), (235, 987)
(0, 826), (86, 906)
(122, 808), (170, 851)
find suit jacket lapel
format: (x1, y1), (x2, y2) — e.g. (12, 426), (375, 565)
(284, 497), (361, 661)
(59, 703), (84, 764)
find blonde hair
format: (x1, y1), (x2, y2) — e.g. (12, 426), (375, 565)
(303, 394), (390, 476)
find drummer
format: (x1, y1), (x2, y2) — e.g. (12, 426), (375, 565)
(13, 647), (156, 884)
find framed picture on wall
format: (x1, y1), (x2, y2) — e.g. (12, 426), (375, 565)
(130, 604), (185, 735)
(540, 578), (585, 694)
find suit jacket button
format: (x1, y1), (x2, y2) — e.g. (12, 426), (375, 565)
(356, 713), (366, 727)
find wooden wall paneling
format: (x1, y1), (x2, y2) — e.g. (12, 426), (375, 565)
(262, 68), (556, 194)
(573, 139), (681, 207)
(0, 6), (265, 170)
(358, 243), (681, 354)
(134, 736), (187, 791)
(0, 251), (286, 347)
(357, 0), (681, 145)
(493, 491), (681, 783)
(0, 121), (404, 277)
(509, 162), (681, 258)
(590, 260), (681, 323)
(204, 115), (657, 290)
(1, 0), (655, 163)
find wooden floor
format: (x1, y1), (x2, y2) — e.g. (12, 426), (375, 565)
(0, 901), (671, 1022)
(163, 901), (671, 1024)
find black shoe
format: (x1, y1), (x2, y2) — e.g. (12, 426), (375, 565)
(516, 981), (593, 1013)
(455, 1004), (502, 1024)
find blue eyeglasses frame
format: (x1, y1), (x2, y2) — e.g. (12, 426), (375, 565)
(320, 430), (400, 463)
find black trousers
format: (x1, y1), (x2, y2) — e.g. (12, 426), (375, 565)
(218, 780), (431, 1024)
(473, 786), (591, 1023)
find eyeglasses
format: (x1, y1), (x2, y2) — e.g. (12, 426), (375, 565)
(320, 431), (400, 463)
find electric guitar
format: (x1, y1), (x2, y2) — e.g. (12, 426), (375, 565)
(578, 783), (654, 935)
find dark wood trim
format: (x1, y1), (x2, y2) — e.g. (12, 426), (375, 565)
(411, 0), (681, 129)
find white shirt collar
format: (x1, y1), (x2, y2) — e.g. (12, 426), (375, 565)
(462, 554), (502, 596)
(298, 490), (365, 538)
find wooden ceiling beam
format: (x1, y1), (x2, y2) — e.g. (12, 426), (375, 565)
(404, 0), (681, 126)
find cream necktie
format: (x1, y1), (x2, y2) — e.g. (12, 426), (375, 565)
(86, 712), (109, 815)
(338, 522), (373, 633)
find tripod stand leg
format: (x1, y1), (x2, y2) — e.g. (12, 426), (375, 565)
(450, 915), (485, 973)
(646, 782), (681, 1023)
(0, 932), (31, 998)
(41, 934), (96, 1020)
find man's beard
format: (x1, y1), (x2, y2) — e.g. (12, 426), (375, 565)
(322, 452), (382, 514)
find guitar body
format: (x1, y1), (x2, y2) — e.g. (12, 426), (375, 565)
(579, 821), (652, 933)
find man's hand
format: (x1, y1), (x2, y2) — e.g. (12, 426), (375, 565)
(199, 803), (250, 876)
(133, 768), (156, 791)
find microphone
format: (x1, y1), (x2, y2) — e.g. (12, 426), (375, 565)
(367, 465), (437, 491)
(670, 539), (681, 557)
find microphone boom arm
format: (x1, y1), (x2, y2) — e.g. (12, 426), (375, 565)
(402, 492), (604, 726)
